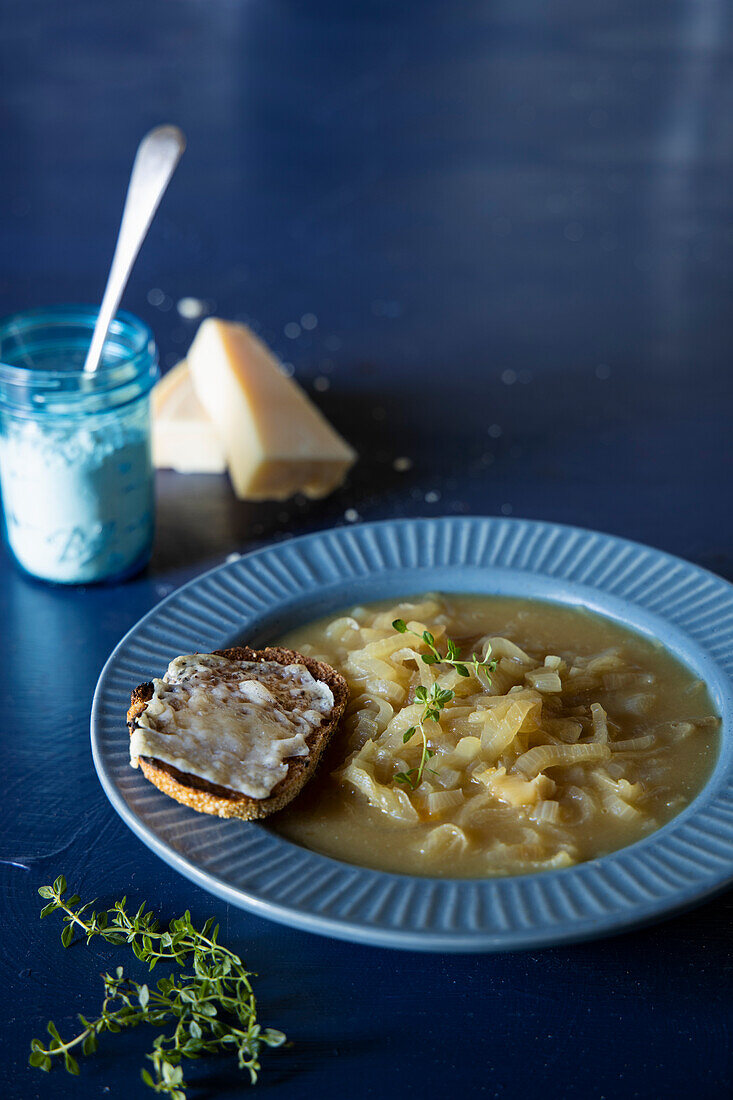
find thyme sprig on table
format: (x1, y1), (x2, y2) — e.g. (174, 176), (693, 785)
(391, 619), (496, 790)
(29, 877), (285, 1097)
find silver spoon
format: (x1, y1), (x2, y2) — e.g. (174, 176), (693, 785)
(83, 124), (186, 374)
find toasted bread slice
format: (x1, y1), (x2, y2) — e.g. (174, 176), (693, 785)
(127, 645), (348, 820)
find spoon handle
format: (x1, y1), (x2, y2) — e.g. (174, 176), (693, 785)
(83, 125), (186, 374)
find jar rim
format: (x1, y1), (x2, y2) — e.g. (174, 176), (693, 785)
(0, 305), (154, 385)
(0, 306), (158, 415)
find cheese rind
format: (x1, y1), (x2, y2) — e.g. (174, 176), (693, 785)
(187, 319), (356, 500)
(151, 360), (227, 474)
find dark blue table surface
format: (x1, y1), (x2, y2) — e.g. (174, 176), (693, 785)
(2, 2), (732, 1097)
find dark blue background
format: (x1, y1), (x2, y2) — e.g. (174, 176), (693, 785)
(1, 2), (732, 1097)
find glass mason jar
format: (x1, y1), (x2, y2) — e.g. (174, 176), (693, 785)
(0, 306), (159, 584)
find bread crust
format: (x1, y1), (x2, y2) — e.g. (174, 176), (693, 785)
(127, 645), (348, 820)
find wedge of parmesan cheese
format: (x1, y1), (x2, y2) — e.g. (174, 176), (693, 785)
(187, 318), (356, 501)
(151, 359), (227, 474)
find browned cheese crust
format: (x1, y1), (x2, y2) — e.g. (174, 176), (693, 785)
(127, 645), (349, 820)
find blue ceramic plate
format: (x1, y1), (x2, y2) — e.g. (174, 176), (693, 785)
(91, 517), (733, 951)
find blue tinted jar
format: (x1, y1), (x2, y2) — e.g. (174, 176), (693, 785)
(0, 306), (159, 584)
